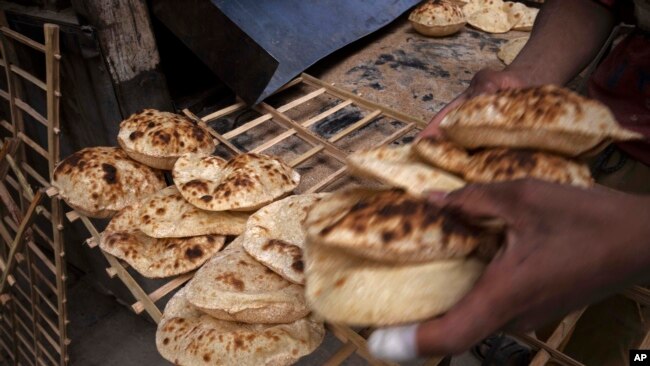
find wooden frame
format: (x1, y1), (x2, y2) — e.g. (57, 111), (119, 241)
(53, 72), (645, 365)
(0, 17), (68, 366)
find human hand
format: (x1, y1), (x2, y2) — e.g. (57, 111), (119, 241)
(418, 69), (530, 139)
(369, 179), (650, 360)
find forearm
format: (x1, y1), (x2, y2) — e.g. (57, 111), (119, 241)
(507, 0), (616, 86)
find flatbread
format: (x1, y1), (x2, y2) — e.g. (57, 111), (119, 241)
(467, 7), (513, 33)
(137, 186), (248, 238)
(156, 286), (325, 366)
(243, 194), (327, 284)
(346, 144), (465, 196)
(303, 188), (501, 264)
(409, 1), (466, 37)
(462, 0), (504, 18)
(52, 147), (166, 219)
(440, 85), (644, 156)
(497, 36), (528, 65)
(117, 109), (216, 170)
(173, 153), (300, 211)
(414, 138), (594, 187)
(304, 241), (484, 326)
(503, 1), (538, 31)
(100, 202), (225, 278)
(186, 237), (309, 324)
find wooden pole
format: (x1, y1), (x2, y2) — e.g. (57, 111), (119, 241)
(70, 0), (173, 116)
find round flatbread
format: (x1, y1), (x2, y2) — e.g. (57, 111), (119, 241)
(503, 1), (538, 31)
(100, 202), (225, 278)
(346, 144), (465, 196)
(137, 186), (249, 238)
(414, 138), (594, 187)
(439, 85), (643, 156)
(117, 109), (216, 170)
(243, 194), (327, 284)
(156, 286), (325, 366)
(52, 147), (166, 219)
(409, 1), (466, 37)
(498, 36), (528, 65)
(304, 188), (501, 264)
(173, 153), (300, 211)
(186, 237), (309, 324)
(467, 7), (513, 33)
(304, 241), (484, 326)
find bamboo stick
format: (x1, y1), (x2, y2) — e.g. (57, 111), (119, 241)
(301, 73), (426, 127)
(322, 342), (357, 366)
(132, 272), (194, 314)
(528, 309), (586, 366)
(9, 64), (46, 92)
(201, 101), (246, 122)
(0, 27), (46, 53)
(15, 98), (48, 127)
(514, 333), (583, 366)
(0, 190), (43, 294)
(306, 167), (347, 193)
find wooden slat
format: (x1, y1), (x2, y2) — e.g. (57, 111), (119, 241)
(514, 333), (584, 366)
(202, 101), (246, 122)
(16, 343), (35, 366)
(257, 102), (347, 161)
(252, 99), (353, 153)
(131, 272), (194, 314)
(528, 309), (586, 366)
(36, 323), (60, 353)
(0, 27), (46, 53)
(37, 341), (58, 366)
(328, 109), (382, 143)
(301, 73), (426, 127)
(21, 162), (50, 189)
(306, 167), (347, 193)
(377, 124), (416, 146)
(322, 342), (356, 366)
(9, 64), (46, 92)
(15, 98), (48, 127)
(33, 285), (58, 314)
(327, 324), (395, 366)
(78, 215), (162, 323)
(35, 304), (59, 336)
(32, 225), (55, 248)
(16, 132), (48, 159)
(0, 333), (15, 360)
(28, 242), (56, 275)
(0, 191), (43, 294)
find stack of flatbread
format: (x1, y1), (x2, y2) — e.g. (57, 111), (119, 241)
(304, 85), (642, 326)
(409, 0), (467, 37)
(98, 150), (300, 279)
(303, 188), (500, 326)
(157, 194), (327, 365)
(461, 0), (539, 34)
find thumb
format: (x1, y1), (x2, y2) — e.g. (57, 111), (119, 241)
(431, 182), (518, 225)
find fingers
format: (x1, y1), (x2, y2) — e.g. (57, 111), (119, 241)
(431, 182), (519, 224)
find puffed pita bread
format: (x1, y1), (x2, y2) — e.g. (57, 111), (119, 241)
(186, 237), (309, 324)
(409, 1), (466, 37)
(440, 85), (644, 156)
(173, 153), (300, 211)
(467, 7), (513, 33)
(100, 202), (225, 278)
(137, 186), (248, 238)
(498, 36), (528, 65)
(304, 241), (484, 326)
(346, 144), (465, 196)
(243, 194), (327, 285)
(414, 138), (594, 187)
(303, 188), (501, 264)
(118, 109), (216, 170)
(462, 0), (504, 18)
(156, 286), (325, 366)
(52, 147), (166, 219)
(503, 1), (538, 31)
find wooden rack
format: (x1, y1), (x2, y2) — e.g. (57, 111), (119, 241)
(0, 15), (68, 366)
(53, 72), (646, 365)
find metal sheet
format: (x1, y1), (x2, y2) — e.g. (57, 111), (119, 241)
(153, 0), (419, 105)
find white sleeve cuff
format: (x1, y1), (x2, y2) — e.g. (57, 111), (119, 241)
(368, 324), (419, 362)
